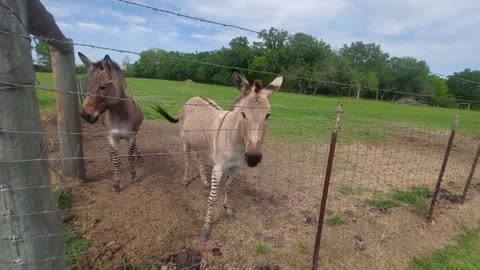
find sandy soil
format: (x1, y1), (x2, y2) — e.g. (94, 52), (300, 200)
(41, 116), (480, 270)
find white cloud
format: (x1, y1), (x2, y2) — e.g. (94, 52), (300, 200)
(182, 0), (351, 32)
(41, 0), (480, 74)
(128, 25), (153, 33)
(76, 22), (105, 30)
(110, 11), (148, 25)
(57, 22), (73, 30)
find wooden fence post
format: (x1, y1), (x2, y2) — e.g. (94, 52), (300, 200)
(312, 103), (343, 270)
(50, 43), (86, 181)
(0, 1), (65, 269)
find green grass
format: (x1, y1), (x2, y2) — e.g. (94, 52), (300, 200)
(368, 197), (402, 209)
(65, 224), (91, 269)
(35, 73), (480, 142)
(297, 241), (308, 255)
(326, 213), (348, 226)
(55, 190), (74, 210)
(409, 228), (480, 270)
(338, 185), (355, 195)
(55, 190), (91, 269)
(392, 187), (431, 215)
(368, 186), (430, 215)
(255, 241), (270, 255)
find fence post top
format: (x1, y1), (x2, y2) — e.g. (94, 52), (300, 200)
(453, 113), (460, 129)
(334, 103), (343, 130)
(48, 38), (74, 53)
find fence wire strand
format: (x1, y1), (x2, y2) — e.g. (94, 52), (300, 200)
(116, 0), (480, 85)
(1, 29), (479, 104)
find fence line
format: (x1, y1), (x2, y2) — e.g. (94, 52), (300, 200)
(116, 0), (480, 85)
(2, 114), (476, 268)
(1, 29), (479, 105)
(1, 155), (320, 192)
(2, 5), (480, 268)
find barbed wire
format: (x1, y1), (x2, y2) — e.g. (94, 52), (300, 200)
(116, 0), (480, 85)
(117, 0), (259, 35)
(2, 29), (479, 105)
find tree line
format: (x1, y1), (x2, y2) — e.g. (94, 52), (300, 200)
(35, 27), (480, 108)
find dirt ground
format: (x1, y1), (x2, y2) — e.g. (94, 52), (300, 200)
(42, 116), (480, 270)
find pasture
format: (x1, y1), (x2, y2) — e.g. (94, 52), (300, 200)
(36, 72), (480, 269)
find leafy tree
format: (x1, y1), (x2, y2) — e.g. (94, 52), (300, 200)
(258, 27), (288, 50)
(430, 76), (455, 107)
(122, 27), (479, 107)
(340, 42), (389, 72)
(387, 57), (431, 101)
(446, 69), (480, 108)
(35, 40), (51, 71)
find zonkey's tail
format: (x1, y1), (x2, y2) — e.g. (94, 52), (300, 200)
(149, 105), (179, 123)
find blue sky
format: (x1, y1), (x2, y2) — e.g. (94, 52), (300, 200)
(42, 0), (480, 75)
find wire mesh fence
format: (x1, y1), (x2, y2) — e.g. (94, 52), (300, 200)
(1, 2), (480, 268)
(2, 102), (480, 269)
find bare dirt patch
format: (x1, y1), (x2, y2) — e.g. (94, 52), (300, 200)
(42, 118), (480, 269)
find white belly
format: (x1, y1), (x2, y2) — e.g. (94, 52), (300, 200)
(110, 128), (133, 140)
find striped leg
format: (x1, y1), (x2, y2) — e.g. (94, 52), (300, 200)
(198, 157), (209, 188)
(182, 144), (192, 188)
(108, 135), (121, 192)
(200, 163), (225, 241)
(134, 148), (141, 162)
(128, 136), (139, 184)
(223, 167), (238, 221)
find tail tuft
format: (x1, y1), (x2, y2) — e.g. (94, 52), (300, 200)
(149, 105), (179, 123)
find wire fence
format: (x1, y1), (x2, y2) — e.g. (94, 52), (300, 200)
(2, 103), (480, 269)
(2, 28), (480, 105)
(2, 2), (480, 269)
(116, 0), (480, 85)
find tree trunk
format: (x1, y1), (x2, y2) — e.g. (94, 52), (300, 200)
(356, 88), (361, 99)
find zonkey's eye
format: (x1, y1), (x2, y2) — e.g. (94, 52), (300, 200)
(241, 111), (247, 119)
(99, 84), (107, 91)
(266, 112), (271, 119)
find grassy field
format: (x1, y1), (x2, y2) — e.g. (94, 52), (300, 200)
(38, 72), (480, 268)
(36, 72), (480, 141)
(409, 228), (480, 270)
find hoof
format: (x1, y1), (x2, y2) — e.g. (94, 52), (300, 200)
(199, 226), (210, 242)
(112, 184), (121, 193)
(226, 210), (236, 222)
(182, 181), (190, 189)
(131, 177), (140, 185)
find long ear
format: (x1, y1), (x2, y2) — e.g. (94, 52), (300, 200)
(78, 52), (92, 68)
(231, 69), (250, 93)
(261, 76), (283, 97)
(102, 55), (114, 73)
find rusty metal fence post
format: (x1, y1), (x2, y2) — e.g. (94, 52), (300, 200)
(427, 114), (459, 221)
(312, 103), (343, 270)
(461, 143), (480, 203)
